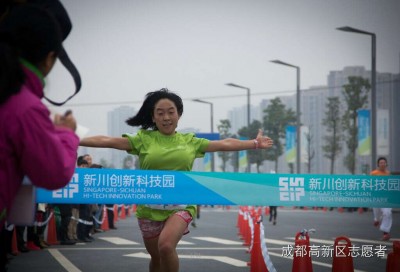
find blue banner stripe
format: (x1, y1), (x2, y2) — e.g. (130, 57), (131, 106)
(36, 169), (400, 208)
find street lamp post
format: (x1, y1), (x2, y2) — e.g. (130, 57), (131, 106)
(270, 60), (301, 174)
(225, 83), (251, 172)
(193, 99), (215, 172)
(337, 26), (377, 172)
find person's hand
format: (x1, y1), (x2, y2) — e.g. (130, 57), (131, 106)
(54, 110), (77, 132)
(255, 129), (273, 149)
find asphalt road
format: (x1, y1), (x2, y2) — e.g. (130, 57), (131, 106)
(6, 206), (400, 272)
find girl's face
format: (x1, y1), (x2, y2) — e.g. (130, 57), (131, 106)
(152, 98), (180, 135)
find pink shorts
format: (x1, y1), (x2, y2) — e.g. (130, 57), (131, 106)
(138, 210), (193, 239)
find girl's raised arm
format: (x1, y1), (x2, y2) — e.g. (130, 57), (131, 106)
(80, 136), (131, 151)
(205, 129), (273, 152)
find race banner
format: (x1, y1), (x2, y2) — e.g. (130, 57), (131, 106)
(285, 125), (296, 163)
(377, 109), (389, 156)
(239, 136), (248, 171)
(196, 133), (220, 171)
(357, 109), (371, 156)
(36, 168), (400, 208)
(203, 153), (212, 172)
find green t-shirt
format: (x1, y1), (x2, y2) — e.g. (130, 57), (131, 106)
(122, 129), (210, 220)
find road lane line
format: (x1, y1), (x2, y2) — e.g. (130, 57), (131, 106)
(99, 237), (139, 245)
(178, 240), (195, 245)
(265, 238), (294, 245)
(267, 251), (367, 272)
(124, 252), (248, 267)
(191, 236), (243, 245)
(48, 249), (81, 272)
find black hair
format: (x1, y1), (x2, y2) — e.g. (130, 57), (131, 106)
(126, 88), (183, 130)
(0, 4), (62, 104)
(77, 156), (88, 166)
(90, 164), (103, 169)
(377, 157), (387, 165)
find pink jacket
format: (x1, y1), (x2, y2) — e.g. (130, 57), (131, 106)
(0, 66), (79, 229)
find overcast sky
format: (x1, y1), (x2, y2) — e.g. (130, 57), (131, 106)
(46, 0), (400, 136)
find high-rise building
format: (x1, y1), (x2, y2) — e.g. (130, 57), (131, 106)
(107, 105), (138, 168)
(327, 66), (400, 174)
(227, 65), (400, 174)
(227, 105), (257, 134)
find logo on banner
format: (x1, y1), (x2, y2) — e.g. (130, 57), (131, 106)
(279, 177), (305, 201)
(52, 173), (79, 198)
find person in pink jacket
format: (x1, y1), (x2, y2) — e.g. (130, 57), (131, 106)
(0, 4), (79, 234)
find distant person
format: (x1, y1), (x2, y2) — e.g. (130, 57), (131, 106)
(191, 205), (200, 228)
(370, 157), (392, 241)
(269, 206), (277, 225)
(67, 157), (88, 242)
(76, 158), (94, 243)
(89, 163), (104, 235)
(82, 154), (93, 167)
(79, 88), (273, 272)
(105, 204), (117, 230)
(0, 3), (79, 270)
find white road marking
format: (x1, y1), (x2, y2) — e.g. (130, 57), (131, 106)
(125, 252), (247, 267)
(345, 237), (394, 246)
(265, 238), (295, 246)
(191, 236), (243, 245)
(178, 240), (194, 245)
(48, 249), (82, 272)
(98, 237), (139, 245)
(267, 251), (367, 272)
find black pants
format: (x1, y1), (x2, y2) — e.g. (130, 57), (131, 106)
(0, 227), (12, 272)
(57, 205), (72, 241)
(77, 204), (91, 239)
(106, 204), (115, 228)
(269, 206), (277, 221)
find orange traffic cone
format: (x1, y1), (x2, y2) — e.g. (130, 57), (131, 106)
(357, 207), (364, 214)
(243, 211), (252, 247)
(249, 215), (269, 272)
(126, 205), (131, 217)
(132, 204), (137, 213)
(264, 206), (270, 216)
(332, 236), (354, 272)
(386, 240), (400, 272)
(292, 232), (313, 272)
(45, 210), (59, 245)
(241, 210), (248, 243)
(101, 206), (109, 231)
(120, 205), (126, 219)
(237, 207), (243, 233)
(11, 227), (19, 255)
(113, 205), (118, 225)
(238, 207), (247, 240)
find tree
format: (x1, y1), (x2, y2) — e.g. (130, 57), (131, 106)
(322, 96), (343, 174)
(341, 76), (370, 174)
(238, 120), (264, 173)
(304, 128), (315, 174)
(217, 119), (234, 172)
(262, 98), (296, 173)
(230, 134), (239, 172)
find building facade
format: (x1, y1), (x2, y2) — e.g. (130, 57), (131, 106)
(227, 66), (400, 174)
(107, 105), (138, 168)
